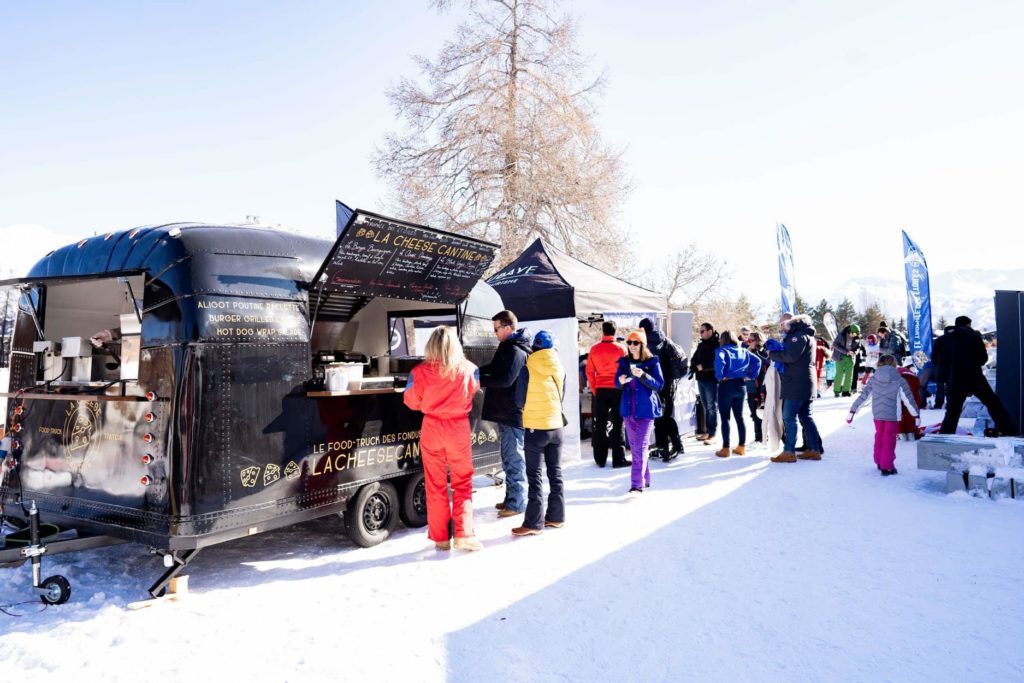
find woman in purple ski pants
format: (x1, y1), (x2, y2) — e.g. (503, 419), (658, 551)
(615, 329), (665, 493)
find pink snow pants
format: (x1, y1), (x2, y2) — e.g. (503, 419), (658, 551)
(873, 419), (900, 470)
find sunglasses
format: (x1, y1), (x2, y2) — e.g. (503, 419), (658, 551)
(626, 340), (642, 346)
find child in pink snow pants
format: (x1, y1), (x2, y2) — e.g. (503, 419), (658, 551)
(847, 355), (920, 475)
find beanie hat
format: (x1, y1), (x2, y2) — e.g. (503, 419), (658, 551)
(849, 324), (861, 334)
(532, 330), (555, 350)
(626, 329), (647, 346)
(638, 318), (655, 333)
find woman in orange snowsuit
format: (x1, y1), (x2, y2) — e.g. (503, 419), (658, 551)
(403, 326), (483, 552)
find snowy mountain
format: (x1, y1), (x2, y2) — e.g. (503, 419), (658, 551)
(805, 267), (1024, 333)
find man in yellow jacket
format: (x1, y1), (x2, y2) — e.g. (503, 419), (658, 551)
(511, 330), (566, 536)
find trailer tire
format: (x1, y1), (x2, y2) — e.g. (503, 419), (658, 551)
(344, 482), (399, 547)
(399, 472), (428, 528)
(40, 575), (71, 605)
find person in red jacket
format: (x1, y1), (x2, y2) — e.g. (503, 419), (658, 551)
(585, 320), (628, 468)
(403, 326), (483, 552)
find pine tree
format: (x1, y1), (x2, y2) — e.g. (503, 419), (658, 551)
(857, 302), (885, 337)
(937, 315), (948, 330)
(835, 298), (857, 330)
(808, 298), (833, 333)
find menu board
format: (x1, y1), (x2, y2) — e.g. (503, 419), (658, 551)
(314, 210), (497, 304)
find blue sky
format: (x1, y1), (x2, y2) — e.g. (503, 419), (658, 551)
(2, 0), (1022, 308)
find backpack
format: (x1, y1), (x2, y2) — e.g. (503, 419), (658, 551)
(663, 339), (688, 381)
(893, 332), (907, 358)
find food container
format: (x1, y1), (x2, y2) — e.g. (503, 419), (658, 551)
(324, 362), (364, 391)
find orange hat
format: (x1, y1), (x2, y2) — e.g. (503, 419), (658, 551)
(625, 329), (647, 346)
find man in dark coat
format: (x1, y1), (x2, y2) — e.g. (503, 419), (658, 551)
(690, 323), (720, 443)
(640, 318), (687, 460)
(766, 314), (824, 463)
(479, 310), (532, 515)
(938, 316), (1018, 435)
(928, 325), (955, 409)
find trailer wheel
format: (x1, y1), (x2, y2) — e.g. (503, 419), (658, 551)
(344, 482), (399, 547)
(40, 575), (71, 605)
(399, 472), (428, 528)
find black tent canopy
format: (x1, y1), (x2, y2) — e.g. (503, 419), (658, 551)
(486, 238), (664, 322)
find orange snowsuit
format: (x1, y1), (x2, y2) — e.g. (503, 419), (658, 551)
(403, 360), (480, 543)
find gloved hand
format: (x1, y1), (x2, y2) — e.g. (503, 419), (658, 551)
(846, 412), (855, 424)
(764, 338), (784, 353)
(90, 330), (114, 348)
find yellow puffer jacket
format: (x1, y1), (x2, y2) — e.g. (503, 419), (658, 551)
(520, 348), (565, 430)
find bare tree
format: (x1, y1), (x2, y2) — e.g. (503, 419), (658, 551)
(374, 0), (630, 269)
(629, 242), (730, 312)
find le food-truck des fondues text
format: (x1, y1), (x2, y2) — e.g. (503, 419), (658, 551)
(0, 203), (503, 599)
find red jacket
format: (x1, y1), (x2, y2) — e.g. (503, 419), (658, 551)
(404, 360), (480, 418)
(586, 337), (626, 393)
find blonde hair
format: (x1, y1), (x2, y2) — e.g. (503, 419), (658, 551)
(424, 326), (465, 379)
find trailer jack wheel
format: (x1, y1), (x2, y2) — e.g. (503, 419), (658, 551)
(40, 575), (71, 605)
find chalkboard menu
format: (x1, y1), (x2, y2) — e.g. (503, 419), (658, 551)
(313, 208), (497, 304)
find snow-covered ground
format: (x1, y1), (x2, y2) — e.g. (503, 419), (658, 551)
(3, 398), (1023, 682)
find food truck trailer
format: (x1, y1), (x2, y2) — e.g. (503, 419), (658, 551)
(0, 205), (503, 602)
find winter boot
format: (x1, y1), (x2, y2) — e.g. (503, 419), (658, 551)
(715, 447), (730, 458)
(543, 520), (564, 529)
(495, 502), (506, 510)
(771, 451), (797, 463)
(435, 540), (451, 551)
(453, 536), (484, 551)
(498, 508), (522, 518)
(732, 445), (746, 456)
(694, 433), (709, 441)
(511, 526), (543, 537)
(797, 450), (822, 461)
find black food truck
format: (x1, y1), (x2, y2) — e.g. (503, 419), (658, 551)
(0, 204), (503, 602)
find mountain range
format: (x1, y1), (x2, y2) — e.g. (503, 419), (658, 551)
(801, 268), (1024, 333)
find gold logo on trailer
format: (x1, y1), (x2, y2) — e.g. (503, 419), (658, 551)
(284, 461), (300, 480)
(240, 466), (260, 488)
(63, 402), (101, 459)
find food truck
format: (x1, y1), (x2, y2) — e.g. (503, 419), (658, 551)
(0, 204), (503, 602)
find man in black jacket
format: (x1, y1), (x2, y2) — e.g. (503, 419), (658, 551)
(927, 325), (955, 408)
(767, 314), (824, 463)
(939, 316), (1017, 435)
(640, 318), (687, 460)
(690, 322), (720, 443)
(479, 310), (532, 516)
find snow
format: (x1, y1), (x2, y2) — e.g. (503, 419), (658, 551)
(3, 398), (1024, 682)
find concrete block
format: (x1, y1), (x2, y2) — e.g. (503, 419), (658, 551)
(961, 399), (990, 419)
(967, 467), (990, 496)
(990, 476), (1013, 500)
(918, 436), (996, 471)
(946, 470), (968, 493)
(1011, 473), (1024, 500)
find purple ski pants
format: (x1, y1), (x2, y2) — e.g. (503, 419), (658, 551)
(625, 416), (654, 489)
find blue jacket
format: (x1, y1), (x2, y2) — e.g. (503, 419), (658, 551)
(615, 356), (664, 420)
(714, 343), (762, 382)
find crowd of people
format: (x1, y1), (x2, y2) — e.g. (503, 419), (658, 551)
(403, 308), (1018, 552)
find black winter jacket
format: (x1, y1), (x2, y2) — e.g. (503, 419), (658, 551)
(944, 325), (989, 386)
(690, 332), (720, 383)
(479, 329), (532, 426)
(931, 330), (953, 382)
(768, 320), (817, 401)
(647, 328), (688, 388)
